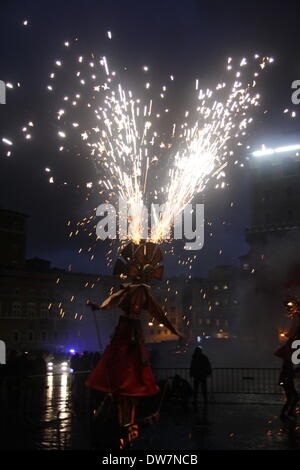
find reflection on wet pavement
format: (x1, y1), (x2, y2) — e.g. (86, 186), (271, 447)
(0, 374), (299, 450)
(39, 373), (72, 450)
(0, 373), (73, 450)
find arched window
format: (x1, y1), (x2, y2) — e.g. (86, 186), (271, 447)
(12, 301), (22, 318)
(13, 330), (20, 343)
(40, 303), (48, 318)
(28, 330), (34, 342)
(41, 331), (47, 342)
(27, 302), (36, 318)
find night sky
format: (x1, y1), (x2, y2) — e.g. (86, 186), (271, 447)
(1, 0), (300, 277)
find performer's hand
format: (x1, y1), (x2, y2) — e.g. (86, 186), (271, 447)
(87, 300), (101, 311)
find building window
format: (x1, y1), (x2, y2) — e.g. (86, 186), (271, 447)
(48, 304), (58, 318)
(28, 330), (34, 342)
(13, 330), (20, 343)
(27, 302), (36, 318)
(12, 301), (22, 318)
(40, 303), (48, 318)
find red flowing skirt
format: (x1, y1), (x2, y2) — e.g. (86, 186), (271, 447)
(86, 316), (159, 396)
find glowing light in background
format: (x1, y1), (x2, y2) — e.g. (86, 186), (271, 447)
(252, 144), (300, 157)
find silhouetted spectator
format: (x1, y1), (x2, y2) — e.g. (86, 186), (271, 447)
(80, 351), (92, 371)
(279, 360), (299, 421)
(190, 346), (212, 406)
(34, 351), (47, 375)
(71, 353), (81, 373)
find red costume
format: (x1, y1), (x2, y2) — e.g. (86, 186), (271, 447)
(86, 242), (180, 397)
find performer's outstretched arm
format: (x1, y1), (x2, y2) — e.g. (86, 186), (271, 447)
(87, 300), (102, 311)
(88, 288), (127, 312)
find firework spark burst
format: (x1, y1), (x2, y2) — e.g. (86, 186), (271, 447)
(2, 41), (273, 248)
(49, 49), (273, 244)
(151, 55), (273, 242)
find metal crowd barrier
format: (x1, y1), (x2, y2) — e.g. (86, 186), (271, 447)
(153, 368), (281, 394)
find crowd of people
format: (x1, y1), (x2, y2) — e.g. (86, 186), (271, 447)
(70, 351), (102, 373)
(0, 350), (103, 378)
(0, 350), (47, 377)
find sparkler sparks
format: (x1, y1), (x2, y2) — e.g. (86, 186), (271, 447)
(49, 51), (272, 244)
(151, 57), (272, 242)
(1, 41), (273, 251)
(2, 137), (13, 146)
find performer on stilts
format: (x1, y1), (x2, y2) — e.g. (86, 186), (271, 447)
(86, 241), (180, 447)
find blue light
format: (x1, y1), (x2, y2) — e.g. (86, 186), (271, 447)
(69, 348), (76, 354)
